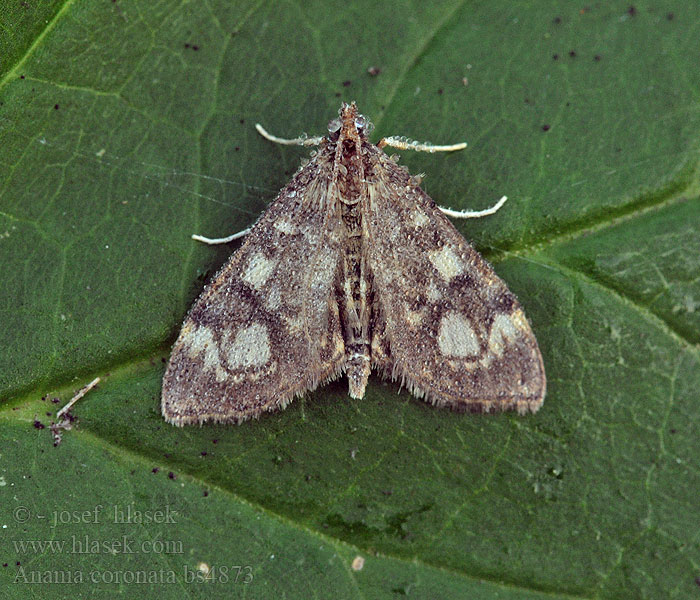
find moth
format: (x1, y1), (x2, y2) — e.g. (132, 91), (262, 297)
(162, 102), (545, 426)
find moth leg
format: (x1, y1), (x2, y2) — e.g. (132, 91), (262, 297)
(378, 136), (467, 153)
(438, 196), (507, 219)
(255, 123), (323, 147)
(191, 228), (251, 245)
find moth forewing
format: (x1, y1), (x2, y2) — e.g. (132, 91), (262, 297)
(364, 149), (545, 414)
(162, 102), (545, 425)
(161, 155), (347, 426)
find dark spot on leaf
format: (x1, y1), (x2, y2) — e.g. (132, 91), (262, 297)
(569, 50), (577, 58)
(553, 16), (562, 24)
(152, 467), (159, 474)
(212, 439), (218, 444)
(594, 54), (602, 61)
(20, 75), (25, 79)
(437, 88), (443, 95)
(33, 420), (45, 429)
(367, 66), (380, 76)
(342, 80), (351, 87)
(235, 146), (239, 151)
(627, 5), (637, 17)
(203, 490), (209, 497)
(542, 124), (551, 131)
(335, 92), (341, 97)
(667, 12), (674, 20)
(200, 451), (207, 457)
(670, 429), (677, 434)
(54, 104), (59, 110)
(168, 471), (176, 480)
(239, 119), (245, 124)
(45, 412), (51, 417)
(552, 53), (559, 60)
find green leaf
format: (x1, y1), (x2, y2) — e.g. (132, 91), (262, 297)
(1, 1), (699, 598)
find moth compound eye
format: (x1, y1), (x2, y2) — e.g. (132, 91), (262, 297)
(354, 115), (374, 135)
(327, 118), (342, 133)
(355, 115), (374, 135)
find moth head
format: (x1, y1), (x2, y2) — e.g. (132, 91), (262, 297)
(327, 102), (374, 143)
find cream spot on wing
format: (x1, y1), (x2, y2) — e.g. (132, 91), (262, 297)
(180, 324), (228, 381)
(242, 252), (275, 291)
(224, 323), (271, 368)
(429, 246), (464, 282)
(427, 281), (442, 302)
(488, 312), (521, 356)
(265, 286), (281, 311)
(438, 311), (480, 357)
(411, 210), (429, 227)
(273, 218), (297, 235)
(406, 310), (423, 326)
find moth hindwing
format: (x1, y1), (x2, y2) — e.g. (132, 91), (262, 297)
(162, 102), (545, 425)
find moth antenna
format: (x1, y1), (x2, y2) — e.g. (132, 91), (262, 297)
(439, 196), (507, 219)
(191, 228), (251, 244)
(378, 136), (467, 153)
(255, 123), (323, 147)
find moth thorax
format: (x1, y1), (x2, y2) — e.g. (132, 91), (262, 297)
(337, 157), (364, 203)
